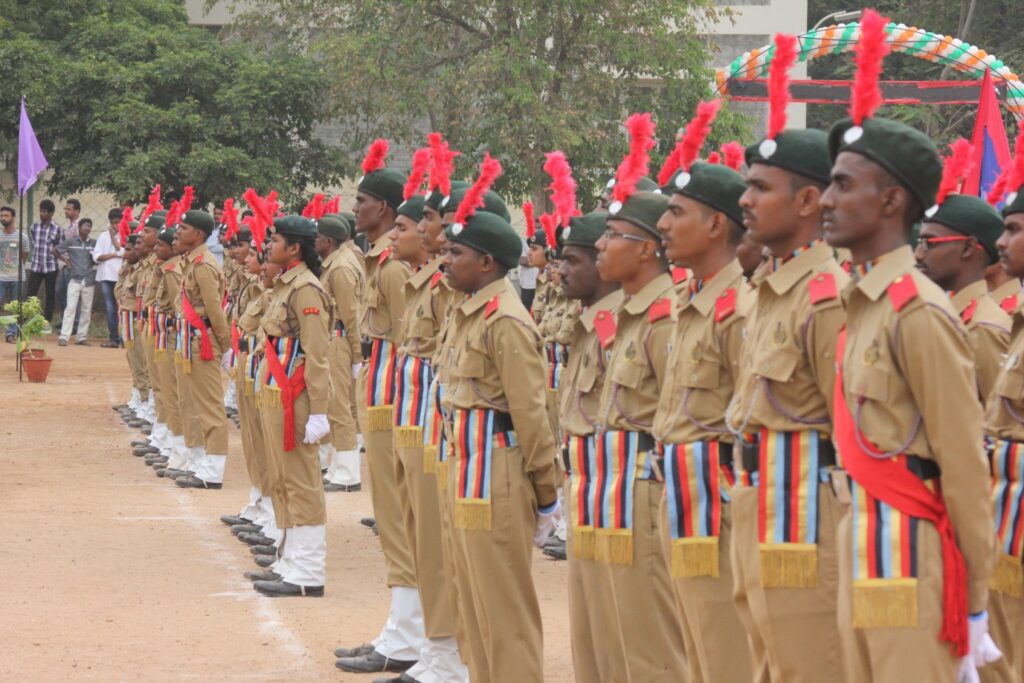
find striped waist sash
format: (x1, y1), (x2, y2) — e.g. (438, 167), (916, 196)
(661, 441), (731, 578)
(565, 434), (598, 560)
(152, 311), (171, 352)
(991, 439), (1024, 597)
(365, 337), (398, 432)
(257, 336), (303, 390)
(545, 341), (569, 390)
(393, 354), (434, 449)
(423, 376), (446, 477)
(450, 408), (516, 531)
(592, 429), (657, 565)
(120, 309), (136, 346)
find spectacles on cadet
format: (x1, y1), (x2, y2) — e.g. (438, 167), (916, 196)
(602, 228), (652, 244)
(915, 235), (981, 253)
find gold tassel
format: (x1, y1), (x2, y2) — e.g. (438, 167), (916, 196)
(759, 544), (818, 588)
(368, 405), (394, 433)
(244, 379), (255, 397)
(595, 529), (634, 566)
(256, 386), (281, 409)
(571, 526), (595, 560)
(394, 426), (423, 449)
(672, 537), (720, 578)
(181, 358), (191, 374)
(423, 445), (438, 474)
(455, 499), (491, 530)
(125, 339), (134, 350)
(991, 554), (1024, 598)
(154, 349), (166, 361)
(852, 578), (918, 629)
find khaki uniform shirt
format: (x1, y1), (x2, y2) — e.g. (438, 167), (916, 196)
(139, 254), (159, 310)
(360, 239), (411, 344)
(653, 259), (752, 444)
(438, 277), (559, 507)
(113, 261), (132, 304)
(259, 262), (332, 414)
(154, 256), (182, 315)
(558, 289), (624, 438)
(989, 278), (1024, 315)
(180, 243), (230, 351)
(532, 272), (550, 324)
(952, 280), (1010, 401)
(598, 272), (676, 433)
(730, 242), (849, 435)
(839, 245), (993, 612)
(238, 281), (266, 337)
(985, 300), (1024, 441)
(320, 246), (365, 359)
(399, 258), (456, 361)
(117, 262), (142, 310)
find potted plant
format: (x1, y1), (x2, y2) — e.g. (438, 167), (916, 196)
(1, 296), (53, 382)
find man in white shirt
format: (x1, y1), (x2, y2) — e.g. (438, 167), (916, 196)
(518, 238), (539, 309)
(92, 208), (125, 348)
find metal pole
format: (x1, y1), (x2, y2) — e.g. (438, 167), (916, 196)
(17, 192), (23, 381)
(811, 9), (863, 33)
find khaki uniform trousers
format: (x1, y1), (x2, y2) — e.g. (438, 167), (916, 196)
(183, 338), (229, 454)
(447, 443), (543, 683)
(436, 460), (469, 666)
(127, 321), (150, 399)
(154, 337), (181, 436)
(672, 503), (752, 682)
(358, 365), (416, 588)
(176, 355), (203, 449)
(328, 336), (358, 451)
(836, 491), (958, 682)
(142, 327), (162, 422)
(256, 382), (325, 529)
(396, 433), (456, 638)
(731, 482), (846, 683)
(236, 355), (269, 494)
(981, 590), (1024, 683)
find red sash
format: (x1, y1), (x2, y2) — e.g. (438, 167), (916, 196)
(231, 320), (240, 358)
(181, 290), (214, 361)
(264, 338), (307, 452)
(834, 329), (968, 656)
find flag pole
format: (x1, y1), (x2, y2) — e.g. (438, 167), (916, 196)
(16, 192), (23, 381)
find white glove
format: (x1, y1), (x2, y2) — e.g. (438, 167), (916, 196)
(352, 363), (362, 379)
(303, 414), (330, 444)
(958, 612), (1002, 682)
(220, 350), (233, 371)
(533, 499), (562, 548)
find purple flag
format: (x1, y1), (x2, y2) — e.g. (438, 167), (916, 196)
(18, 97), (49, 196)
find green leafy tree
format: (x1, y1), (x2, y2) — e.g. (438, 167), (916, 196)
(0, 0), (345, 205)
(220, 0), (747, 209)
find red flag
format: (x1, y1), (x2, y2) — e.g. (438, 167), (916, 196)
(963, 68), (1012, 198)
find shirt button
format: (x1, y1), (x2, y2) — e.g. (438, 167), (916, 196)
(761, 363), (770, 371)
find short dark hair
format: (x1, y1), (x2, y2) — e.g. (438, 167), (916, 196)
(0, 206), (14, 216)
(108, 208), (123, 221)
(39, 199), (55, 212)
(79, 218), (93, 228)
(789, 174), (827, 194)
(66, 198), (81, 211)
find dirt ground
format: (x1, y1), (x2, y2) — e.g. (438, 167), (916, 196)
(0, 338), (574, 682)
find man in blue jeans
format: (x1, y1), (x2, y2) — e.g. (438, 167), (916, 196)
(0, 205), (28, 342)
(92, 208), (125, 347)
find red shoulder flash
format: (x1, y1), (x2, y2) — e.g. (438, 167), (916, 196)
(430, 271), (444, 289)
(484, 295), (500, 319)
(886, 275), (919, 312)
(303, 306), (321, 316)
(163, 262), (176, 271)
(1000, 293), (1018, 314)
(714, 288), (738, 323)
(808, 272), (838, 305)
(841, 261), (852, 274)
(649, 298), (672, 324)
(671, 267), (689, 285)
(378, 246), (392, 265)
(593, 309), (617, 349)
(961, 299), (978, 325)
(195, 254), (203, 264)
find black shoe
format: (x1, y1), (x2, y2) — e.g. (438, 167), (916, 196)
(372, 524), (379, 537)
(360, 517), (376, 528)
(250, 544), (277, 556)
(220, 514), (249, 526)
(254, 555), (276, 568)
(231, 523), (262, 535)
(543, 544), (567, 561)
(175, 475), (223, 490)
(155, 468), (169, 478)
(254, 580), (323, 598)
(325, 482), (362, 492)
(335, 651), (415, 674)
(130, 440), (150, 447)
(244, 569), (281, 582)
(372, 675), (417, 683)
(134, 445), (159, 456)
(149, 458), (169, 468)
(240, 532), (275, 546)
(163, 468), (189, 479)
(334, 643), (376, 658)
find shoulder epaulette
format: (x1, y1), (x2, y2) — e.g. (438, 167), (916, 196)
(649, 298), (672, 323)
(378, 246), (392, 265)
(484, 294), (500, 319)
(886, 274), (918, 312)
(808, 272), (838, 305)
(671, 267), (689, 285)
(1000, 293), (1018, 314)
(714, 288), (738, 323)
(430, 271), (444, 289)
(961, 299), (978, 325)
(163, 261), (177, 271)
(593, 309), (617, 349)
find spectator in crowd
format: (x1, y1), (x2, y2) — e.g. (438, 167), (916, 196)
(0, 205), (28, 343)
(56, 198), (82, 328)
(92, 208), (124, 348)
(518, 240), (538, 310)
(55, 218), (96, 346)
(26, 198), (62, 324)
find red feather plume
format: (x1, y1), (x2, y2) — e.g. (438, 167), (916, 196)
(657, 100), (721, 186)
(222, 198), (239, 241)
(523, 201), (536, 238)
(707, 152), (722, 165)
(612, 113), (656, 203)
(427, 132), (459, 196)
(721, 141), (745, 171)
(849, 9), (891, 125)
(404, 147), (432, 201)
(539, 213), (557, 248)
(265, 190), (281, 219)
(767, 33), (799, 139)
(179, 185), (195, 215)
(301, 193), (326, 220)
(1003, 134), (1024, 201)
(987, 170), (1010, 206)
(118, 206), (133, 247)
(361, 139), (389, 175)
(135, 184), (163, 234)
(163, 200), (182, 231)
(934, 139), (975, 206)
(453, 153), (503, 226)
(243, 188), (273, 252)
(324, 195), (341, 214)
(543, 151), (578, 227)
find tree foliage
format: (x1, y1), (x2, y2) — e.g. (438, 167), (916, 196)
(222, 0), (747, 209)
(0, 0), (344, 205)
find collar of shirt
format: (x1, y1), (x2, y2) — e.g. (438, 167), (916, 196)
(279, 260), (307, 285)
(185, 243), (210, 264)
(951, 279), (989, 314)
(407, 256), (442, 290)
(460, 277), (508, 316)
(366, 238), (389, 260)
(754, 240), (833, 296)
(851, 244), (915, 301)
(681, 258), (743, 317)
(579, 288), (625, 333)
(991, 277), (1023, 304)
(622, 271), (674, 317)
(321, 248), (344, 271)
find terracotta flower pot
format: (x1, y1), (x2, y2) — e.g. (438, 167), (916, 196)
(20, 348), (46, 359)
(22, 355), (52, 383)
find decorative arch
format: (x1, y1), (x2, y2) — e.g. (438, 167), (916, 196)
(714, 21), (1024, 122)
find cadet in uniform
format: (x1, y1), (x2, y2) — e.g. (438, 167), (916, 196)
(174, 210), (232, 490)
(137, 214), (169, 465)
(250, 215), (332, 597)
(117, 234), (150, 427)
(150, 226), (188, 477)
(527, 229), (551, 324)
(653, 161), (754, 682)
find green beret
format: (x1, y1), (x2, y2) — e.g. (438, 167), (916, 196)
(606, 191), (669, 239)
(397, 194), (425, 223)
(340, 211), (356, 229)
(126, 233), (140, 245)
(442, 188), (511, 223)
(606, 176), (658, 193)
(358, 169), (407, 210)
(829, 117), (942, 211)
(273, 214), (317, 239)
(157, 228), (175, 245)
(426, 181), (471, 212)
(144, 213), (165, 230)
(182, 209), (215, 234)
(318, 215), (350, 242)
(445, 212), (521, 269)
(1002, 190), (1024, 218)
(664, 161), (747, 227)
(924, 194), (1004, 263)
(563, 210), (608, 248)
(127, 220), (139, 231)
(526, 230), (548, 248)
(152, 210), (168, 218)
(236, 228), (252, 243)
(746, 129), (832, 185)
